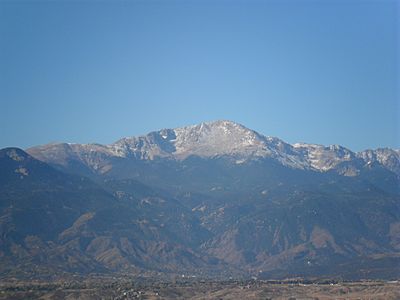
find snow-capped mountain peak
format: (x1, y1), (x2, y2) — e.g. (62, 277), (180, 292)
(25, 120), (400, 176)
(109, 120), (309, 168)
(172, 120), (268, 159)
(110, 120), (270, 160)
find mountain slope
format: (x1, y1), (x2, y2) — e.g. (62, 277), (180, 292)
(0, 148), (223, 279)
(2, 120), (399, 279)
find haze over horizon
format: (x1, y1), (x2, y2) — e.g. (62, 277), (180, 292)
(1, 0), (398, 151)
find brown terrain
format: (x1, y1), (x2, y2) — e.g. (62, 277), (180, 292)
(0, 279), (399, 300)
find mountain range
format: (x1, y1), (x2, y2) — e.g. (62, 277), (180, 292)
(1, 120), (399, 280)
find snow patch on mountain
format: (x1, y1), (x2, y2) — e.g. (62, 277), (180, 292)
(293, 143), (356, 171)
(357, 148), (400, 175)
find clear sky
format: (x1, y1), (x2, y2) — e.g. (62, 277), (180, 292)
(0, 0), (398, 151)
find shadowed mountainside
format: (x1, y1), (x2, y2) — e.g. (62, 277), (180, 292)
(1, 121), (399, 279)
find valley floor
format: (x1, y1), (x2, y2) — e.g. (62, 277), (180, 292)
(0, 279), (399, 300)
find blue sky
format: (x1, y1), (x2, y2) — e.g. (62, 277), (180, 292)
(0, 0), (398, 151)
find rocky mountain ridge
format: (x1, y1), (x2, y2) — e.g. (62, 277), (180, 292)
(27, 120), (399, 176)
